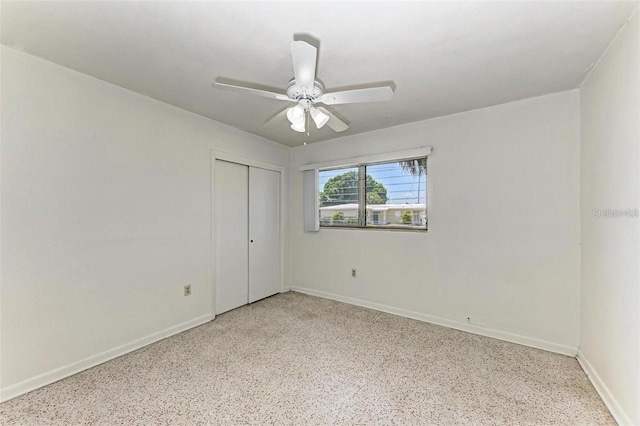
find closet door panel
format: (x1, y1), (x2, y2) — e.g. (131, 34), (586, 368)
(214, 160), (249, 314)
(248, 167), (281, 303)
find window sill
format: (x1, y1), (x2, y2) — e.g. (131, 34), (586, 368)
(319, 225), (428, 233)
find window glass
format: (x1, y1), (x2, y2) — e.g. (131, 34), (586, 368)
(318, 158), (427, 231)
(366, 159), (427, 229)
(318, 167), (359, 227)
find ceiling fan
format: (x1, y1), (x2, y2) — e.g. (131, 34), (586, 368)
(212, 39), (394, 136)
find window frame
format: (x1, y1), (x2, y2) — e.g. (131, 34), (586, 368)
(318, 156), (428, 232)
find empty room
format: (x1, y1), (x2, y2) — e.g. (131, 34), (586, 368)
(1, 1), (638, 425)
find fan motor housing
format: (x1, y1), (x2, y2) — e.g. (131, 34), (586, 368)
(287, 79), (324, 101)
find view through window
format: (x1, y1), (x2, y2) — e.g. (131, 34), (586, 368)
(318, 158), (427, 230)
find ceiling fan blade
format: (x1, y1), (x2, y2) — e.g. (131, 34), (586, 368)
(290, 41), (317, 93)
(317, 107), (349, 132)
(319, 86), (394, 105)
(263, 107), (290, 127)
(213, 78), (293, 102)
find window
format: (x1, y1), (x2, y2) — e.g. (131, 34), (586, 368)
(318, 157), (427, 230)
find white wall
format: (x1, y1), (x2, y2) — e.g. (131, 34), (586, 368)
(0, 46), (290, 400)
(579, 10), (639, 426)
(290, 91), (581, 354)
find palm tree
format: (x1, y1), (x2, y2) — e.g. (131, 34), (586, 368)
(399, 158), (426, 203)
(399, 158), (426, 176)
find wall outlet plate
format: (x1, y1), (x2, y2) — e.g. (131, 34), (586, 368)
(184, 284), (192, 296)
(351, 269), (357, 278)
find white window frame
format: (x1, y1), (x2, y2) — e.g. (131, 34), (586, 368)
(301, 147), (432, 232)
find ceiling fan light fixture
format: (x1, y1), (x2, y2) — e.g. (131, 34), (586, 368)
(310, 107), (329, 129)
(290, 121), (306, 133)
(287, 105), (305, 124)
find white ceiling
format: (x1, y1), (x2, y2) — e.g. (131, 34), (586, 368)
(2, 1), (637, 147)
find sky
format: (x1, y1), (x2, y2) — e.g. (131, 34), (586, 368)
(318, 161), (427, 205)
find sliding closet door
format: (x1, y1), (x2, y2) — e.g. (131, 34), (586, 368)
(214, 160), (249, 314)
(248, 167), (281, 303)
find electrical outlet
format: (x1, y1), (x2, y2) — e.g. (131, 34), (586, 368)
(351, 269), (357, 278)
(184, 284), (192, 296)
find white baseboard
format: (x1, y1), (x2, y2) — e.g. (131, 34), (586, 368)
(291, 286), (578, 357)
(0, 314), (213, 403)
(577, 349), (634, 426)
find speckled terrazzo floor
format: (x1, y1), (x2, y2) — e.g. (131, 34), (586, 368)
(1, 292), (613, 425)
